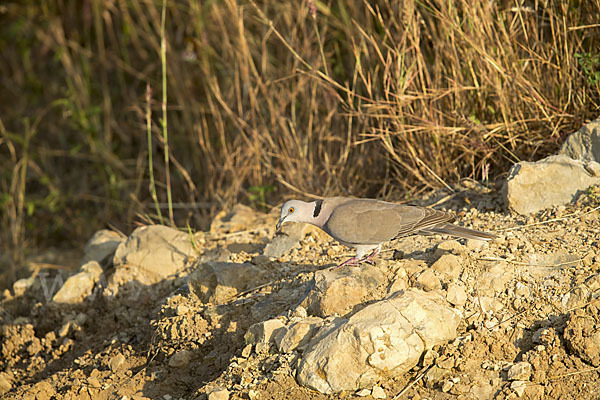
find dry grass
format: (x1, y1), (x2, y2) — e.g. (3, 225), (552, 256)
(1, 0), (599, 278)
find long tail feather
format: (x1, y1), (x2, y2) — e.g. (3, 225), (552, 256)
(419, 223), (496, 241)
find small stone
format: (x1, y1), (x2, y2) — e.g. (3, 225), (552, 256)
(515, 282), (530, 298)
(446, 283), (467, 306)
(109, 353), (126, 372)
(208, 387), (229, 400)
(247, 389), (259, 400)
(510, 380), (527, 397)
(422, 350), (438, 367)
(245, 319), (286, 346)
(241, 344), (253, 358)
(292, 306), (308, 319)
(356, 388), (371, 397)
(441, 380), (454, 393)
(168, 350), (192, 368)
(371, 385), (386, 399)
(465, 239), (486, 251)
(12, 277), (35, 297)
(507, 362), (532, 381)
(434, 240), (466, 257)
(431, 254), (463, 280)
(585, 273), (600, 291)
(416, 269), (441, 291)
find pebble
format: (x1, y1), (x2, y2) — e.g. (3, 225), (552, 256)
(507, 362), (532, 381)
(371, 385), (386, 399)
(441, 380), (454, 393)
(208, 387), (229, 400)
(356, 388), (371, 397)
(168, 349), (192, 368)
(109, 353), (125, 372)
(510, 380), (527, 397)
(446, 283), (467, 306)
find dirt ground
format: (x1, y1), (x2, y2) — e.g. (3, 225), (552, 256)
(2, 185), (600, 400)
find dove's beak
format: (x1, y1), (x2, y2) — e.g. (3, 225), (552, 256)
(276, 217), (285, 231)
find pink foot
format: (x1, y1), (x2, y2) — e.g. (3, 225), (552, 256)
(334, 257), (360, 269)
(363, 247), (380, 264)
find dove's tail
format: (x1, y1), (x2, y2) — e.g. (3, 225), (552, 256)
(419, 223), (497, 241)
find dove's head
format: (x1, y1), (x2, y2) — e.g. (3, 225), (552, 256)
(276, 199), (313, 230)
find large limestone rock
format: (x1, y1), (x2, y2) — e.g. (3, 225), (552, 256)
(52, 261), (103, 304)
(263, 222), (308, 258)
(305, 266), (387, 317)
(560, 118), (600, 162)
(503, 154), (600, 215)
(81, 229), (124, 265)
(111, 225), (197, 286)
(297, 289), (461, 393)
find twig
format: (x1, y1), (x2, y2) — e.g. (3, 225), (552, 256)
(495, 205), (600, 232)
(393, 365), (432, 399)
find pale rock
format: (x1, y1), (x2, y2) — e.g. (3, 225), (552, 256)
(471, 382), (494, 400)
(245, 319), (286, 347)
(503, 154), (600, 215)
(416, 269), (441, 291)
(109, 353), (126, 372)
(82, 229), (124, 265)
(431, 254), (463, 280)
(561, 286), (590, 310)
(188, 262), (268, 304)
(264, 222), (308, 258)
(305, 265), (386, 317)
(210, 204), (267, 234)
(52, 261), (103, 304)
(371, 385), (386, 399)
(168, 349), (192, 368)
(559, 118), (600, 163)
(297, 289), (461, 393)
(564, 301), (600, 366)
(441, 380), (453, 393)
(434, 240), (466, 258)
(0, 372), (12, 395)
(507, 362), (532, 381)
(478, 296), (504, 313)
(465, 238), (487, 251)
(278, 317), (324, 353)
(207, 387), (230, 400)
(514, 282), (530, 298)
(585, 273), (600, 292)
(111, 225), (196, 286)
(510, 380), (527, 397)
(356, 388), (371, 397)
(446, 283), (467, 306)
(478, 263), (512, 296)
(424, 365), (451, 388)
(12, 277), (35, 297)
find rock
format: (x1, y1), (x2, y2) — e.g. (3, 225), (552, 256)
(585, 273), (600, 292)
(446, 283), (467, 306)
(109, 353), (126, 372)
(111, 225), (197, 286)
(210, 204), (266, 235)
(305, 265), (386, 317)
(416, 269), (441, 291)
(510, 380), (527, 397)
(264, 222), (308, 258)
(514, 282), (530, 298)
(168, 349), (192, 368)
(561, 286), (591, 310)
(188, 262), (268, 304)
(507, 361), (532, 381)
(503, 154), (600, 215)
(297, 289), (461, 394)
(245, 319), (286, 347)
(278, 317), (324, 353)
(371, 385), (386, 399)
(434, 240), (466, 258)
(12, 277), (35, 297)
(52, 261), (103, 304)
(559, 118), (600, 163)
(441, 380), (453, 393)
(207, 387), (229, 400)
(465, 239), (487, 251)
(356, 388), (371, 397)
(82, 229), (124, 265)
(431, 254), (463, 280)
(564, 299), (600, 366)
(0, 372), (12, 395)
(478, 263), (512, 296)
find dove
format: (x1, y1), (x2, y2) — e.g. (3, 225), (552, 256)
(276, 197), (496, 268)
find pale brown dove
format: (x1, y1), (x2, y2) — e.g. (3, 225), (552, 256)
(276, 197), (496, 268)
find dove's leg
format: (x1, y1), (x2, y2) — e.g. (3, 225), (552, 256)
(335, 256), (361, 269)
(335, 244), (380, 269)
(362, 245), (381, 265)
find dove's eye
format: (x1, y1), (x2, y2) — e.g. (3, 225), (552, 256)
(289, 207), (295, 213)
